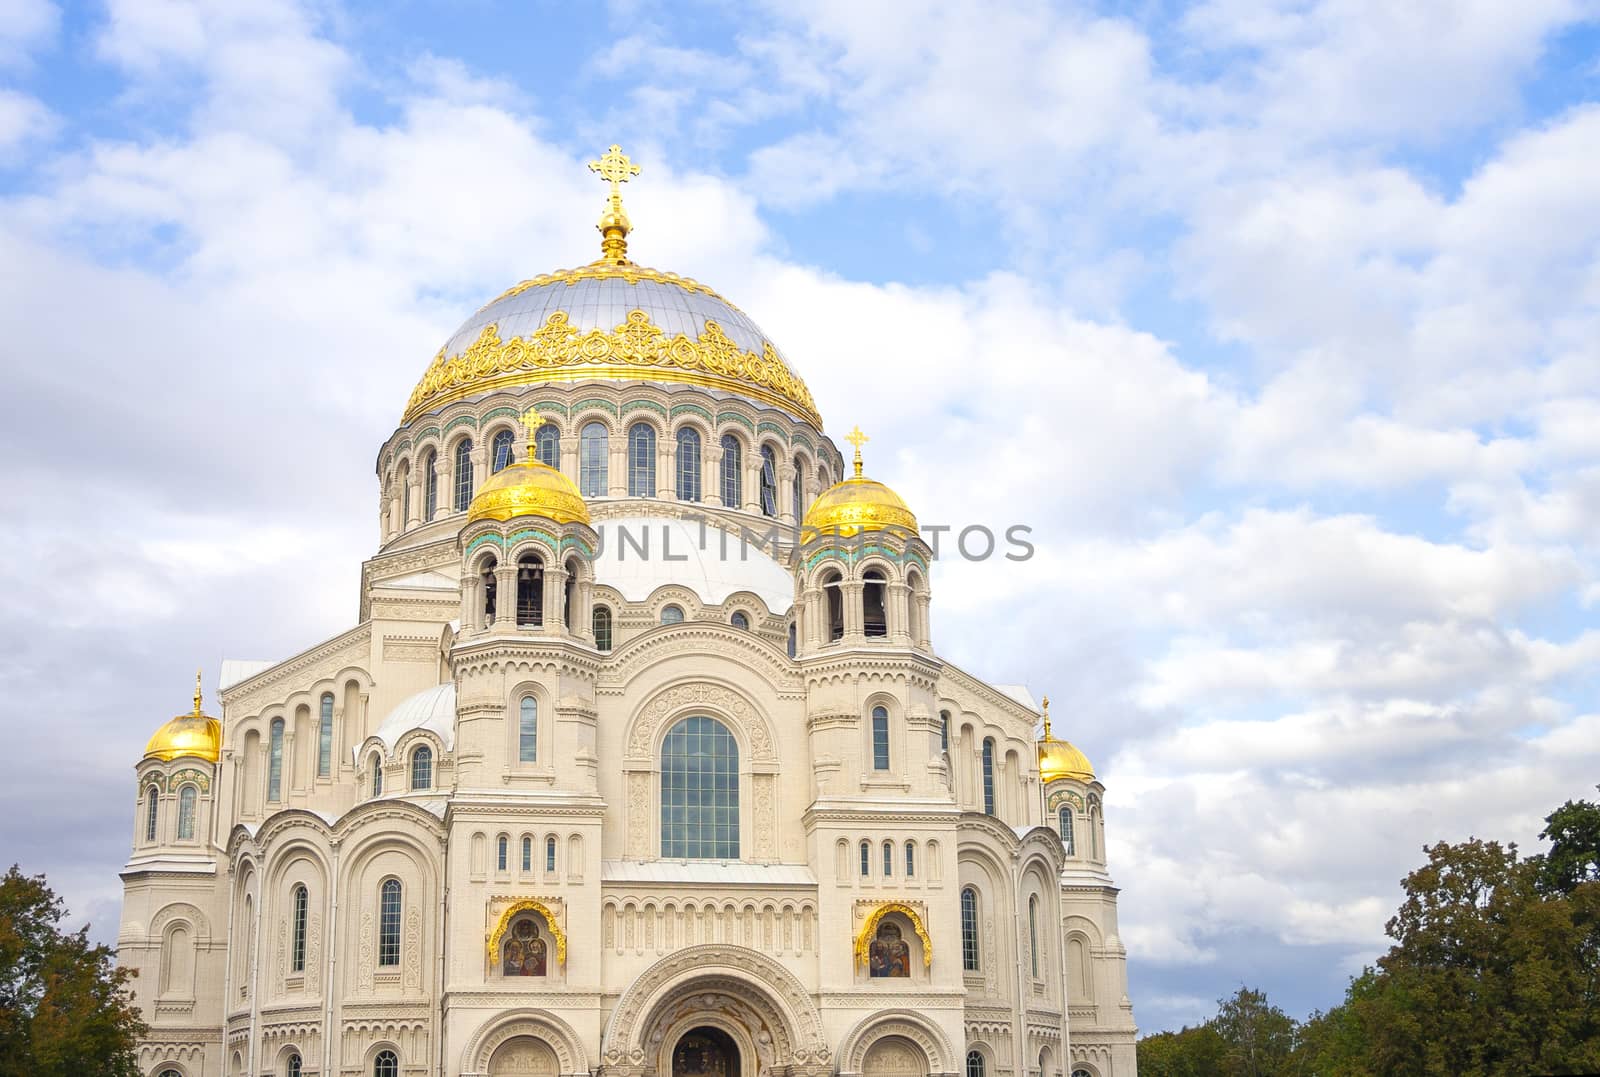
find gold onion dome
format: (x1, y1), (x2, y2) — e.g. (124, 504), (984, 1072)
(800, 427), (918, 542)
(144, 672), (223, 764)
(1036, 696), (1095, 783)
(401, 144), (820, 428)
(466, 411), (591, 526)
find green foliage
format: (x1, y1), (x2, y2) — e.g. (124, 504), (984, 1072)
(1139, 796), (1600, 1077)
(0, 865), (145, 1077)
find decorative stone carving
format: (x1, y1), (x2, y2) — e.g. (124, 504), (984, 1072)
(358, 913), (374, 992)
(404, 909), (423, 989)
(625, 683), (776, 762)
(753, 776), (775, 859)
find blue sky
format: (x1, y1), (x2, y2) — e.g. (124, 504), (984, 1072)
(2, 0), (1598, 1035)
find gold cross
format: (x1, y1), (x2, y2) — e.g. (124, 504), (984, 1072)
(845, 425), (869, 477)
(588, 144), (641, 200)
(193, 670), (203, 717)
(521, 408), (545, 458)
(1041, 695), (1051, 739)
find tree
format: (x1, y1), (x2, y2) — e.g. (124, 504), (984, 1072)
(1535, 788), (1600, 895)
(1138, 988), (1294, 1077)
(0, 865), (144, 1077)
(1137, 1023), (1227, 1077)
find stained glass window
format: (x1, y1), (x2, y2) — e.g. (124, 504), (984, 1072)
(580, 422), (608, 497)
(676, 427), (702, 501)
(378, 881), (401, 966)
(660, 716), (739, 859)
(628, 422), (656, 496)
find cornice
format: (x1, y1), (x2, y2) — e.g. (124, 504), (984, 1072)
(221, 623), (372, 710)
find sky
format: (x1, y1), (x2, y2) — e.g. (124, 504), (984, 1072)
(1, 0), (1598, 1036)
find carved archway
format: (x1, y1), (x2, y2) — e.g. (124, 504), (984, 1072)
(463, 1009), (588, 1077)
(602, 945), (828, 1077)
(838, 1011), (957, 1077)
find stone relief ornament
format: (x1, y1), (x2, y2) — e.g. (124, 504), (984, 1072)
(358, 913), (374, 992)
(627, 683), (776, 762)
(403, 910), (422, 989)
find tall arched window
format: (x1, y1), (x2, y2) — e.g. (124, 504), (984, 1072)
(1059, 807), (1075, 855)
(496, 835), (508, 872)
(516, 553), (543, 627)
(563, 556), (578, 630)
(967, 1051), (985, 1077)
(628, 422), (656, 496)
(291, 884), (308, 972)
(822, 570), (843, 642)
(453, 438), (474, 511)
(318, 693), (333, 777)
(535, 423), (560, 468)
(660, 604), (684, 625)
(786, 622), (796, 658)
(518, 697), (537, 763)
(370, 752), (383, 798)
(400, 465), (411, 526)
(1090, 809), (1101, 860)
(545, 836), (557, 872)
(521, 836), (532, 872)
(719, 434), (742, 507)
(730, 611), (750, 631)
(374, 1049), (399, 1077)
(268, 718), (284, 802)
(981, 738), (996, 816)
(491, 428), (515, 473)
(961, 887), (980, 970)
(411, 746), (433, 790)
(940, 710), (950, 752)
(660, 716), (739, 859)
(676, 427), (702, 501)
(158, 1070), (182, 1077)
(422, 449), (437, 519)
(579, 422), (608, 497)
(177, 785), (197, 840)
(758, 445), (778, 516)
(859, 840), (870, 877)
(479, 556), (498, 626)
(1028, 895), (1040, 978)
(871, 705), (890, 770)
(593, 606), (613, 651)
(378, 881), (401, 966)
(904, 840), (915, 878)
(863, 568), (888, 637)
(882, 840), (893, 876)
(791, 455), (804, 521)
(144, 786), (158, 843)
(1072, 1070), (1093, 1077)
(288, 1055), (302, 1077)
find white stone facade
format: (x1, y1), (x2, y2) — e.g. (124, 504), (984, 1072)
(119, 298), (1138, 1077)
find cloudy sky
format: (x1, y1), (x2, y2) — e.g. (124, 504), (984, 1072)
(2, 0), (1598, 1034)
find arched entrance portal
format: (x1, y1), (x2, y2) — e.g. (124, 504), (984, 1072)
(489, 1035), (559, 1076)
(671, 1026), (740, 1077)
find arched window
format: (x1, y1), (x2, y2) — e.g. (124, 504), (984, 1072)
(759, 445), (778, 516)
(177, 785), (197, 840)
(144, 786), (159, 843)
(374, 1049), (399, 1077)
(904, 840), (915, 877)
(1091, 809), (1101, 860)
(676, 427), (702, 501)
(545, 836), (557, 872)
(593, 606), (613, 651)
(564, 556), (578, 629)
(1059, 807), (1075, 855)
(967, 1051), (985, 1077)
(268, 718), (284, 802)
(981, 738), (996, 816)
(660, 716), (739, 859)
(291, 884), (308, 973)
(1029, 895), (1040, 978)
(480, 557), (498, 625)
(370, 752), (383, 798)
(411, 746), (433, 790)
(158, 1070), (182, 1077)
(882, 840), (894, 876)
(730, 611), (750, 631)
(422, 449), (437, 519)
(521, 836), (532, 872)
(579, 422), (608, 497)
(940, 710), (950, 752)
(871, 706), (890, 770)
(719, 434), (742, 507)
(863, 568), (888, 637)
(791, 454), (804, 521)
(288, 1055), (302, 1077)
(400, 465), (411, 525)
(491, 428), (515, 473)
(496, 835), (508, 872)
(859, 840), (870, 877)
(516, 553), (543, 627)
(786, 622), (797, 658)
(318, 693), (333, 777)
(822, 571), (843, 642)
(1072, 1070), (1093, 1077)
(628, 422), (656, 496)
(378, 880), (401, 966)
(660, 604), (684, 625)
(961, 887), (980, 970)
(518, 697), (538, 763)
(453, 437), (474, 511)
(535, 422), (560, 468)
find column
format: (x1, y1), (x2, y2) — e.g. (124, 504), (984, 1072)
(657, 438), (675, 500)
(544, 563), (568, 637)
(888, 581), (913, 646)
(431, 454), (449, 521)
(915, 592), (933, 650)
(705, 442), (725, 506)
(608, 432), (627, 498)
(842, 581), (865, 643)
(778, 461), (798, 526)
(494, 564), (517, 629)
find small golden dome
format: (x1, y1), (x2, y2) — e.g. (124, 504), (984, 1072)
(466, 412), (591, 526)
(1037, 696), (1095, 783)
(144, 673), (223, 764)
(800, 427), (918, 542)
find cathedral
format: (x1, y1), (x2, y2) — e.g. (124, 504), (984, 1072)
(117, 146), (1138, 1077)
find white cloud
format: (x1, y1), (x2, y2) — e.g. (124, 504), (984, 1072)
(0, 0), (56, 68)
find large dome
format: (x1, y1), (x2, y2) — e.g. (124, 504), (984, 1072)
(401, 263), (821, 427)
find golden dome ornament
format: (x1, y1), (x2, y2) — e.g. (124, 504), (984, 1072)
(1036, 695), (1095, 783)
(800, 426), (919, 542)
(465, 409), (592, 526)
(143, 670), (223, 764)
